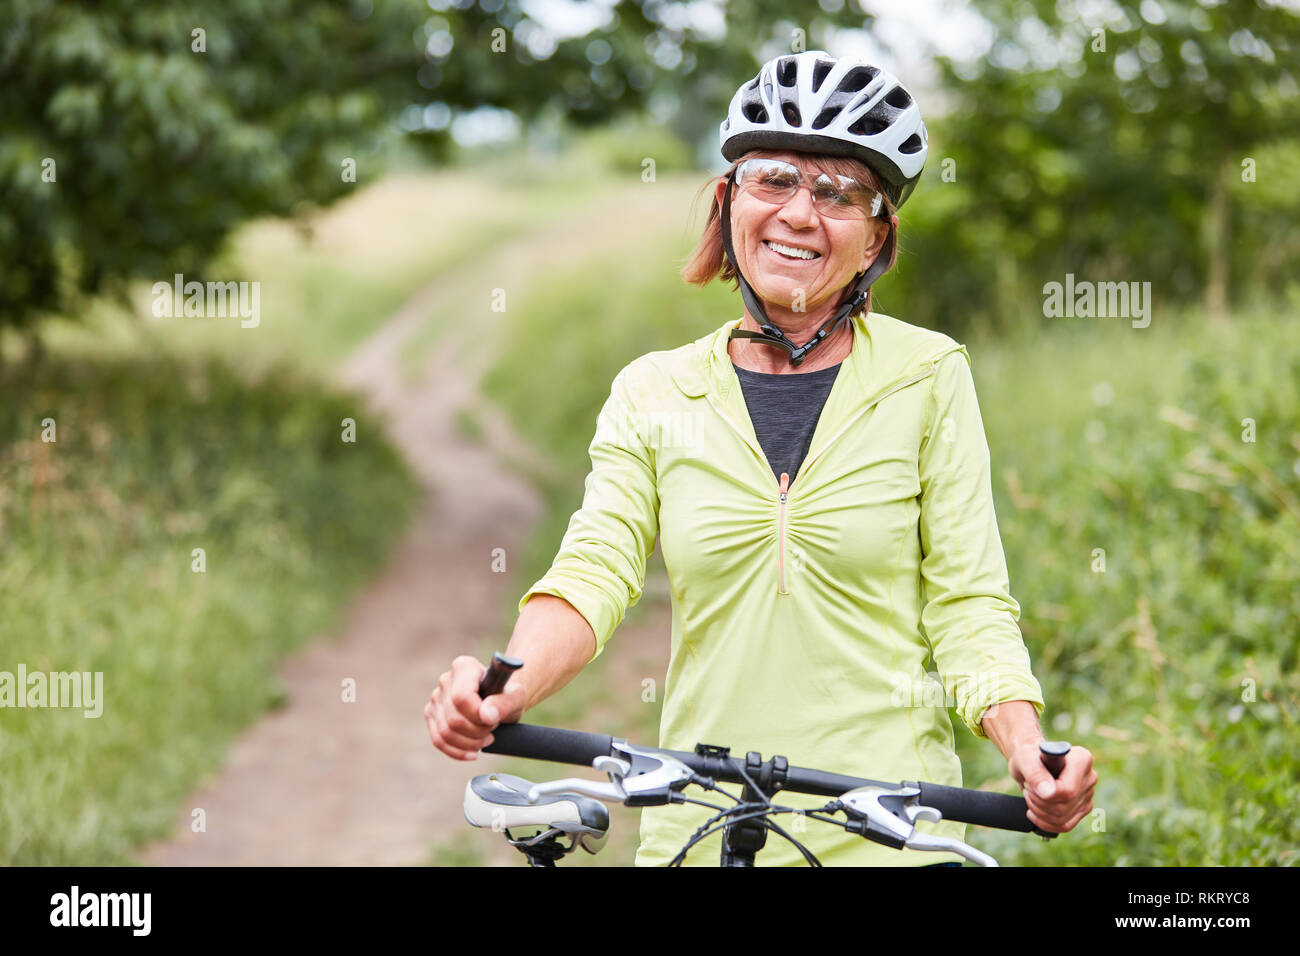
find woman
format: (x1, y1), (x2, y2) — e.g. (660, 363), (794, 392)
(426, 51), (1096, 865)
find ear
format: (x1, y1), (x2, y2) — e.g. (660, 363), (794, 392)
(859, 218), (893, 272)
(714, 174), (732, 210)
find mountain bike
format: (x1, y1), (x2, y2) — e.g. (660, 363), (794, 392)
(461, 653), (1072, 866)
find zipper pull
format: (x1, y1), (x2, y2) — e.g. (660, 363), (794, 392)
(778, 471), (790, 502)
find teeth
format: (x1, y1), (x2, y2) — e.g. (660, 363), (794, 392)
(765, 240), (819, 260)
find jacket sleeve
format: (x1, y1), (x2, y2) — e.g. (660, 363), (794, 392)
(517, 363), (660, 663)
(917, 348), (1045, 739)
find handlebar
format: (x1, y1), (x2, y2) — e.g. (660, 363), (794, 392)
(481, 722), (1055, 838)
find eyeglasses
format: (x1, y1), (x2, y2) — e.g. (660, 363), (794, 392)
(733, 158), (884, 220)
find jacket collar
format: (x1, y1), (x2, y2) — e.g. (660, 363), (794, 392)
(670, 311), (964, 406)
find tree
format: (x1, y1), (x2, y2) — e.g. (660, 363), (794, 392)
(927, 0), (1300, 325)
(1, 0), (889, 335)
(0, 0), (429, 334)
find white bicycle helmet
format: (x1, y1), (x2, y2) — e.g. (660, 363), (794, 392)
(717, 51), (928, 366)
(720, 50), (928, 208)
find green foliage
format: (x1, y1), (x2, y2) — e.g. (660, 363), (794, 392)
(906, 0), (1300, 335)
(0, 0), (428, 332)
(964, 309), (1300, 865)
(0, 355), (417, 863)
(0, 0), (891, 341)
(416, 0), (880, 139)
(571, 117), (695, 176)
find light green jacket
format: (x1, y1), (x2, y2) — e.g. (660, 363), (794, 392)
(520, 310), (1045, 866)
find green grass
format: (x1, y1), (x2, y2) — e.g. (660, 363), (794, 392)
(34, 166), (617, 377)
(427, 831), (489, 867)
(964, 306), (1300, 865)
(0, 354), (418, 864)
(474, 211), (1300, 865)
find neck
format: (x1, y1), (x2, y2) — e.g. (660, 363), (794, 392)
(729, 307), (856, 374)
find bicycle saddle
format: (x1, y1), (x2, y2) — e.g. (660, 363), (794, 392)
(463, 773), (610, 854)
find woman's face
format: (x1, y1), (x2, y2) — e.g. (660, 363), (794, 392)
(715, 150), (890, 314)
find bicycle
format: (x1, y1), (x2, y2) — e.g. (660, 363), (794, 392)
(461, 653), (1072, 866)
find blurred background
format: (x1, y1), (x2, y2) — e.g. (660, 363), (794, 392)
(1, 0), (1296, 866)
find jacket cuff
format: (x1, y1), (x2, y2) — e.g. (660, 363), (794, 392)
(518, 577), (626, 663)
(962, 680), (1045, 740)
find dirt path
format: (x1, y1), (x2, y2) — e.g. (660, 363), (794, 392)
(139, 184), (680, 866)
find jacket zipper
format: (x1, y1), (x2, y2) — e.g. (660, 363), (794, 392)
(777, 471), (790, 594)
(705, 360), (948, 597)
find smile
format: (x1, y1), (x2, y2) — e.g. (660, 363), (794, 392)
(763, 240), (821, 261)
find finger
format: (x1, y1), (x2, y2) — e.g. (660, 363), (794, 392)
(1020, 757), (1058, 800)
(449, 662), (486, 721)
(426, 704), (476, 760)
(442, 713), (493, 751)
(434, 704), (490, 755)
(1026, 786), (1091, 825)
(1037, 787), (1095, 831)
(1063, 803), (1093, 832)
(1043, 801), (1093, 834)
(437, 715), (492, 753)
(1026, 806), (1064, 834)
(482, 682), (526, 726)
(1054, 749), (1093, 791)
(443, 699), (489, 738)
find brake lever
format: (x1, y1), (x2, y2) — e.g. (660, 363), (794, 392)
(527, 757), (631, 804)
(525, 743), (694, 808)
(903, 830), (999, 867)
(609, 742), (694, 805)
(839, 785), (922, 845)
(839, 785), (999, 866)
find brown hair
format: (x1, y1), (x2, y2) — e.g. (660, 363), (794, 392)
(679, 151), (898, 313)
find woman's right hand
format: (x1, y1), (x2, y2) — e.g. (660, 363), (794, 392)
(424, 654), (528, 760)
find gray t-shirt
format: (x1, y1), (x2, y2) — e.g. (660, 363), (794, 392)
(732, 361), (842, 484)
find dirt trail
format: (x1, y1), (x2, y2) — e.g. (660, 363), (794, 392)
(139, 184), (678, 866)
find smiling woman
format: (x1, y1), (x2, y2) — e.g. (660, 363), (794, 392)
(426, 50), (1098, 867)
(681, 150), (895, 373)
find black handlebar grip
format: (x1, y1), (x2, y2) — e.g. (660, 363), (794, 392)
(477, 652), (523, 699)
(914, 782), (1040, 834)
(482, 722), (614, 767)
(1039, 740), (1071, 779)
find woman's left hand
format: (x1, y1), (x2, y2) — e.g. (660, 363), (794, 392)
(1008, 742), (1097, 833)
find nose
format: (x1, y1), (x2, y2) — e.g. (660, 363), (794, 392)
(777, 182), (819, 228)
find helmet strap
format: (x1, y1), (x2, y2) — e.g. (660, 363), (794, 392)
(721, 169), (896, 367)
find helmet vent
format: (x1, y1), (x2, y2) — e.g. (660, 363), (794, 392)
(811, 58), (834, 93)
(743, 102), (769, 123)
(847, 114), (889, 137)
(899, 133), (924, 154)
(776, 57), (798, 86)
(781, 103), (802, 126)
(884, 85), (912, 109)
(836, 66), (879, 94)
(811, 107), (838, 130)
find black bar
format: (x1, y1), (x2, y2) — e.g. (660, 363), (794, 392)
(482, 722), (613, 767)
(913, 781), (1038, 834)
(483, 722), (1044, 835)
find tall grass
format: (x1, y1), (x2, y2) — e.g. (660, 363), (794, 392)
(0, 355), (417, 863)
